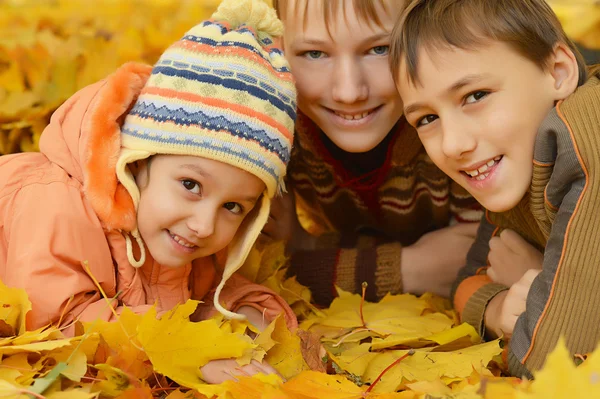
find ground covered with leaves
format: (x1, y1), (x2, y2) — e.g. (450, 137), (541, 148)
(2, 241), (600, 398)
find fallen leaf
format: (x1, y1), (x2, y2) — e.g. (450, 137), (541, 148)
(0, 280), (31, 336)
(136, 300), (255, 396)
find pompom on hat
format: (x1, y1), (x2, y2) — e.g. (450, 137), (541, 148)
(116, 0), (296, 319)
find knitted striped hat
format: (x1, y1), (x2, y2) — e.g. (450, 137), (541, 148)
(115, 0), (296, 320)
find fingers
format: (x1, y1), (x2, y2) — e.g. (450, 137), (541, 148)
(452, 222), (480, 238)
(499, 229), (529, 254)
(521, 268), (542, 285)
(486, 266), (498, 282)
(238, 360), (285, 381)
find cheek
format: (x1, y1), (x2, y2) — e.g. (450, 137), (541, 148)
(214, 217), (244, 247)
(421, 137), (449, 170)
(368, 63), (399, 100)
(292, 64), (326, 103)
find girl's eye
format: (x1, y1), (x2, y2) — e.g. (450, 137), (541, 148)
(369, 45), (389, 56)
(224, 202), (243, 215)
(465, 91), (489, 104)
(303, 50), (326, 60)
(416, 114), (438, 127)
(182, 179), (201, 194)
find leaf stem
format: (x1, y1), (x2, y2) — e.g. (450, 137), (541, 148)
(364, 349), (415, 394)
(360, 282), (368, 328)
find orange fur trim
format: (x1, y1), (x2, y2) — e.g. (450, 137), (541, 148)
(83, 62), (152, 232)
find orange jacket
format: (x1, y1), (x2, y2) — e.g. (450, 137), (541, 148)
(0, 63), (297, 332)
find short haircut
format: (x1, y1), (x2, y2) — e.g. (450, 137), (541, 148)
(390, 0), (588, 87)
(272, 0), (392, 30)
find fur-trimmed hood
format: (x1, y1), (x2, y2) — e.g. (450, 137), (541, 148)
(38, 62), (152, 233)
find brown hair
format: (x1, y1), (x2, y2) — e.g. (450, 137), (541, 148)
(389, 0), (588, 87)
(272, 0), (391, 30)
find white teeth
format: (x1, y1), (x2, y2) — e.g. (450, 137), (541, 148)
(334, 110), (371, 120)
(171, 233), (195, 248)
(463, 156), (502, 178)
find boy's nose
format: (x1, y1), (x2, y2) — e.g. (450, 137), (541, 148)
(441, 121), (477, 160)
(332, 58), (368, 104)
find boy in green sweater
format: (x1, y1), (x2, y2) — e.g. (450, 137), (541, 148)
(391, 0), (600, 378)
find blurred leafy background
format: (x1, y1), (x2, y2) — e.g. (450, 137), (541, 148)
(0, 0), (598, 155)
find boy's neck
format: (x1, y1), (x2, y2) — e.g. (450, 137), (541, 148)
(320, 126), (397, 176)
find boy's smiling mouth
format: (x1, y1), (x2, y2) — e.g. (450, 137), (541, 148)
(329, 106), (382, 121)
(461, 155), (503, 181)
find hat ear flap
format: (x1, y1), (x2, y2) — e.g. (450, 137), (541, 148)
(212, 193), (271, 319)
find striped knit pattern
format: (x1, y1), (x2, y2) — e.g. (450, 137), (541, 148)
(121, 18), (296, 197)
(288, 112), (482, 306)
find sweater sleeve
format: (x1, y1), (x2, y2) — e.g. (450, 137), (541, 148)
(451, 214), (508, 336)
(192, 272), (298, 330)
(506, 99), (600, 378)
(449, 180), (484, 224)
(290, 182), (482, 308)
(290, 232), (403, 307)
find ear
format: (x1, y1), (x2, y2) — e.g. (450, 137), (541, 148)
(131, 159), (149, 188)
(548, 42), (580, 100)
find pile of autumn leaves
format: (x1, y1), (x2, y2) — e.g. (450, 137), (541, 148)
(1, 241), (600, 399)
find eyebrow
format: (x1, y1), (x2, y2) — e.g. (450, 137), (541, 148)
(181, 163), (208, 177)
(291, 32), (390, 48)
(403, 74), (491, 116)
(180, 163), (261, 204)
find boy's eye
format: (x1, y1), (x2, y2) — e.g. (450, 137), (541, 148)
(302, 50), (326, 60)
(224, 202), (243, 215)
(416, 114), (438, 127)
(465, 91), (489, 104)
(368, 45), (389, 56)
(182, 179), (201, 194)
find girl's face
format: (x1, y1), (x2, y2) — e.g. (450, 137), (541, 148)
(135, 155), (265, 268)
(281, 0), (405, 153)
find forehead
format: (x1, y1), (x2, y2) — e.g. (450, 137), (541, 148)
(398, 41), (526, 93)
(281, 0), (398, 38)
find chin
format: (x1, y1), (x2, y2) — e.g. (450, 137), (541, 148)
(329, 135), (387, 153)
(480, 195), (523, 213)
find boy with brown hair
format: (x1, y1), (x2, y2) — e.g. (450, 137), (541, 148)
(391, 0), (600, 378)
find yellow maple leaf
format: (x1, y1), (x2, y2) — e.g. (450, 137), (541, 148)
(282, 370), (416, 399)
(262, 314), (311, 380)
(221, 373), (285, 399)
(4, 326), (64, 347)
(0, 379), (29, 399)
(0, 337), (80, 356)
(83, 307), (142, 352)
(303, 288), (454, 349)
(0, 280), (31, 336)
(0, 353), (39, 387)
(516, 338), (600, 398)
(331, 340), (502, 393)
(136, 300), (256, 396)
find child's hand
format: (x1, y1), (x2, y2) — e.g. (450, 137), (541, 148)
(487, 229), (543, 287)
(402, 223), (479, 297)
(200, 359), (282, 384)
(262, 191), (297, 242)
(485, 269), (541, 339)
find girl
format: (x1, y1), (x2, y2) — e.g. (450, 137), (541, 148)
(0, 0), (296, 383)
